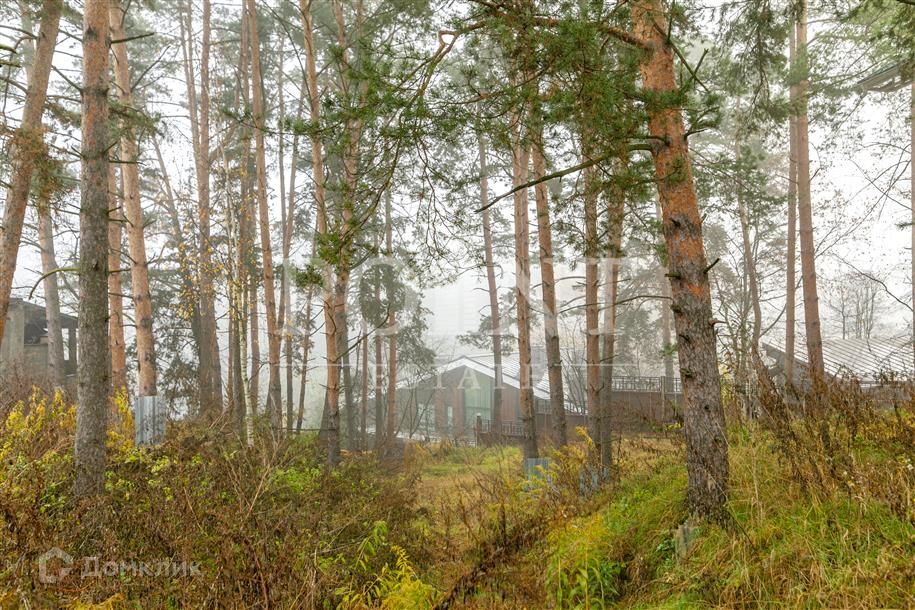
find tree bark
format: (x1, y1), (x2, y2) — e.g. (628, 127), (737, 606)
(38, 193), (65, 389)
(794, 0), (824, 379)
(531, 126), (567, 447)
(599, 164), (625, 473)
(785, 27), (798, 386)
(110, 0), (158, 398)
(734, 139), (762, 361)
(237, 6), (258, 421)
(245, 0), (282, 429)
(0, 0), (62, 342)
(631, 0), (729, 521)
(182, 0), (222, 415)
(107, 166), (128, 396)
(74, 0), (110, 498)
(583, 138), (601, 447)
(511, 121), (538, 460)
(300, 0), (339, 465)
(478, 132), (505, 439)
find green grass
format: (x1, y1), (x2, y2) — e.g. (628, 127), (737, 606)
(544, 431), (915, 609)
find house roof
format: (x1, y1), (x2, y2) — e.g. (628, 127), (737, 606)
(856, 62), (913, 93)
(434, 354), (586, 413)
(9, 298), (78, 329)
(764, 337), (914, 382)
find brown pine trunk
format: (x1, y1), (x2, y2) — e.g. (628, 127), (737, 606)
(582, 139), (601, 446)
(245, 0), (282, 428)
(74, 0), (111, 498)
(531, 126), (567, 447)
(237, 6), (258, 421)
(478, 132), (505, 438)
(38, 193), (65, 389)
(631, 0), (729, 521)
(110, 0), (158, 398)
(182, 0), (222, 415)
(511, 122), (538, 460)
(794, 1), (824, 379)
(599, 165), (625, 472)
(785, 28), (798, 386)
(301, 0), (339, 464)
(227, 142), (246, 441)
(0, 0), (62, 342)
(910, 83), (914, 372)
(107, 166), (128, 395)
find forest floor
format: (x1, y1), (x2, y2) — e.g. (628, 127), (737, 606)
(412, 426), (915, 609)
(0, 387), (913, 608)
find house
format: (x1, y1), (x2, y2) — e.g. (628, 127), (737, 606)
(385, 350), (683, 444)
(763, 338), (914, 387)
(0, 298), (77, 382)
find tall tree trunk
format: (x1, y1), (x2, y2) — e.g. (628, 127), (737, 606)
(296, 304), (311, 433)
(785, 26), (798, 386)
(296, 234), (318, 434)
(342, 303), (358, 451)
(227, 141), (247, 442)
(38, 193), (65, 389)
(655, 201), (675, 379)
(631, 0), (729, 521)
(301, 0), (338, 464)
(910, 82), (914, 372)
(360, 320), (369, 449)
(74, 0), (110, 498)
(245, 0), (282, 429)
(478, 132), (504, 438)
(278, 82), (304, 434)
(511, 121), (538, 460)
(599, 165), (625, 472)
(107, 166), (128, 395)
(735, 141), (762, 361)
(794, 0), (824, 379)
(182, 0), (222, 415)
(531, 126), (567, 447)
(110, 0), (158, 398)
(384, 191), (398, 449)
(237, 6), (258, 421)
(582, 138), (602, 447)
(0, 0), (61, 342)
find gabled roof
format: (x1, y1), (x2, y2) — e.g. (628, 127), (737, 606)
(434, 355), (586, 413)
(764, 337), (914, 382)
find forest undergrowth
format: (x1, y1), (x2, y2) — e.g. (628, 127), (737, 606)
(0, 377), (913, 608)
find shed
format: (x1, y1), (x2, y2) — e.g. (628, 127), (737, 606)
(0, 298), (77, 380)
